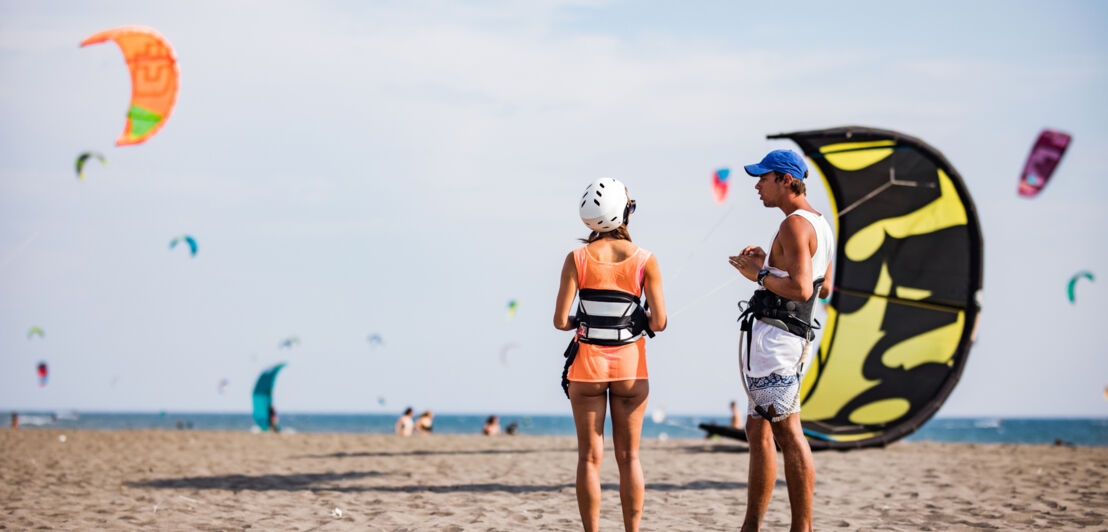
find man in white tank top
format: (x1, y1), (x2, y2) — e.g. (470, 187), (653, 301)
(729, 149), (834, 532)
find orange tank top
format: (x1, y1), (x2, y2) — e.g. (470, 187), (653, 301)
(566, 245), (652, 383)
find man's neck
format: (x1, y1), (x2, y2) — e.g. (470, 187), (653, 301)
(777, 195), (814, 216)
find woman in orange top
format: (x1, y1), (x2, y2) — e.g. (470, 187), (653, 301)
(554, 178), (666, 532)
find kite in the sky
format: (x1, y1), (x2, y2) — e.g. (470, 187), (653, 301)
(1067, 271), (1094, 304)
(278, 336), (300, 349)
(252, 363), (286, 431)
(37, 362), (48, 386)
(169, 235), (197, 256)
(218, 378), (229, 395)
(499, 342), (520, 367)
(703, 127), (983, 450)
(506, 300), (518, 320)
(1018, 129), (1071, 198)
(27, 326), (44, 340)
(712, 168), (731, 204)
(377, 396), (387, 406)
(81, 26), (179, 146)
(75, 152), (107, 180)
(367, 334), (384, 347)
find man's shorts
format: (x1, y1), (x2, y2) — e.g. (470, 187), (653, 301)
(745, 372), (801, 422)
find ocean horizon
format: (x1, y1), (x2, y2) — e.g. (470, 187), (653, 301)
(7, 411), (1107, 447)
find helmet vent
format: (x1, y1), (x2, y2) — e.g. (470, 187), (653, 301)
(598, 182), (606, 188)
(581, 200), (586, 207)
(610, 217), (618, 222)
(593, 199), (600, 206)
(596, 190), (602, 197)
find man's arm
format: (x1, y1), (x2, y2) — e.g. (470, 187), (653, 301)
(761, 216), (815, 301)
(819, 260), (833, 299)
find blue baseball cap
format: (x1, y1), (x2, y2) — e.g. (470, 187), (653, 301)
(744, 149), (808, 180)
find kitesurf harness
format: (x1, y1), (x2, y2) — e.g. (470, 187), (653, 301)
(737, 277), (824, 421)
(561, 288), (654, 398)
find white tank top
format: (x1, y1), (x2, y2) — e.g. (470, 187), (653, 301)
(766, 209), (835, 281)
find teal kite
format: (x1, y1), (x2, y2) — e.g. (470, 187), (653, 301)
(506, 300), (518, 320)
(75, 152), (107, 180)
(252, 362), (286, 431)
(279, 336), (300, 349)
(1068, 271), (1094, 304)
(169, 235), (197, 256)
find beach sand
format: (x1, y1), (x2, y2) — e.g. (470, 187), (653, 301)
(1, 429), (1105, 530)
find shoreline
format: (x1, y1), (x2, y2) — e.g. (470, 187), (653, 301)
(2, 429), (1105, 529)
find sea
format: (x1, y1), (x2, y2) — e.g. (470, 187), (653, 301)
(9, 412), (1108, 446)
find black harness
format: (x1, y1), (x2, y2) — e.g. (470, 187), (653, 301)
(737, 277), (824, 373)
(561, 289), (654, 398)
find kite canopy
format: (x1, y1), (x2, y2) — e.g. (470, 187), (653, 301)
(252, 363), (286, 431)
(506, 300), (518, 320)
(769, 126), (983, 450)
(37, 362), (48, 387)
(1067, 271), (1094, 304)
(712, 168), (731, 204)
(169, 235), (197, 256)
(75, 152), (107, 180)
(27, 326), (44, 340)
(1019, 129), (1071, 198)
(278, 336), (300, 349)
(81, 26), (179, 146)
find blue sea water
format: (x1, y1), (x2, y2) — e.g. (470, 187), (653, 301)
(9, 412), (1107, 446)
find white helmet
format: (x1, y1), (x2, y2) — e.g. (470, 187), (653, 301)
(579, 178), (632, 232)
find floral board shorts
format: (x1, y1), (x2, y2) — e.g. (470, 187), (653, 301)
(745, 372), (801, 422)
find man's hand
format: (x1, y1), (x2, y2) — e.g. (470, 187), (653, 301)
(728, 246), (766, 282)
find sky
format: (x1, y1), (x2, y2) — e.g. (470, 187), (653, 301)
(1, 1), (1107, 417)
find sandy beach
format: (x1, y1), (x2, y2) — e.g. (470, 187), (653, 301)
(1, 429), (1105, 531)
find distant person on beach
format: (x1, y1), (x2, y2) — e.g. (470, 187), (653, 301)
(268, 405), (280, 433)
(483, 415), (501, 436)
(729, 401), (744, 429)
(416, 411), (434, 434)
(505, 421), (519, 435)
(554, 178), (667, 532)
(730, 150), (834, 532)
(10, 412), (17, 429)
(395, 407), (415, 436)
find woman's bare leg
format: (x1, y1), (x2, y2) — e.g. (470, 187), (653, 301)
(570, 382), (609, 532)
(609, 379), (649, 532)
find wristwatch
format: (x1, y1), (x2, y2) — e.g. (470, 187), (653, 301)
(756, 269), (770, 287)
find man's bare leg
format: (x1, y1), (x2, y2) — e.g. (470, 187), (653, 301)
(741, 414), (776, 532)
(770, 413), (814, 532)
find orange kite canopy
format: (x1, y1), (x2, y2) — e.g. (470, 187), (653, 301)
(81, 26), (179, 146)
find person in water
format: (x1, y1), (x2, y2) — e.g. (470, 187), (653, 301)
(554, 177), (667, 532)
(416, 410), (434, 434)
(395, 407), (414, 436)
(730, 150), (834, 532)
(483, 415), (501, 436)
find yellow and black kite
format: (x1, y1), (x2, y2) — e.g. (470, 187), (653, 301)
(772, 126), (984, 449)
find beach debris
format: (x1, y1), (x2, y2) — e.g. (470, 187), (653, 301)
(178, 495), (199, 504)
(330, 507), (343, 518)
(658, 432), (669, 441)
(75, 152), (107, 180)
(1018, 129), (1071, 198)
(651, 408), (666, 424)
(1067, 271), (1094, 304)
(58, 434), (67, 442)
(27, 326), (44, 340)
(81, 26), (179, 146)
(169, 235), (198, 257)
(37, 362), (48, 386)
(712, 168), (730, 204)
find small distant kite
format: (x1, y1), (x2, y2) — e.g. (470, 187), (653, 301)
(27, 326), (44, 340)
(499, 342), (520, 367)
(279, 336), (300, 349)
(1067, 271), (1094, 304)
(37, 362), (48, 387)
(75, 152), (107, 181)
(81, 26), (179, 146)
(169, 235), (198, 256)
(506, 300), (518, 320)
(1018, 129), (1071, 198)
(712, 168), (731, 204)
(218, 378), (229, 394)
(367, 334), (384, 347)
(377, 396), (387, 406)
